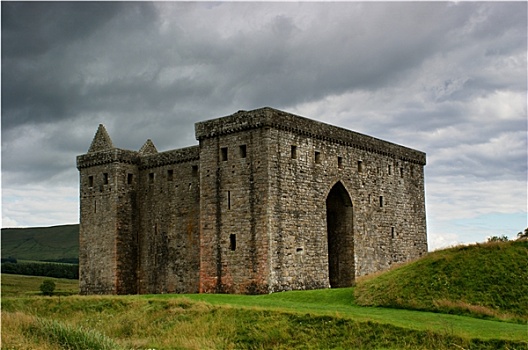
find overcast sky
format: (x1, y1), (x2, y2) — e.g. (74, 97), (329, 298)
(2, 1), (526, 250)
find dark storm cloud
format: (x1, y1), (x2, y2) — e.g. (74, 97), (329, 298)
(2, 2), (526, 247)
(2, 2), (122, 58)
(1, 2), (158, 129)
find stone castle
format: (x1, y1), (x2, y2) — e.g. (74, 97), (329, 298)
(77, 107), (427, 295)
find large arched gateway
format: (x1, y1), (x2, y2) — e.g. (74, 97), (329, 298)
(326, 181), (354, 288)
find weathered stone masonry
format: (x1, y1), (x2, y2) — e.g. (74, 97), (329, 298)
(77, 107), (427, 295)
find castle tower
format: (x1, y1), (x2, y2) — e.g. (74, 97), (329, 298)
(77, 125), (140, 294)
(195, 108), (427, 293)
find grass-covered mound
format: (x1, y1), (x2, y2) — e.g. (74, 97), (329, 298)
(354, 240), (528, 322)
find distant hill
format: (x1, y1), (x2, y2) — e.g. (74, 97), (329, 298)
(354, 240), (528, 322)
(1, 224), (79, 262)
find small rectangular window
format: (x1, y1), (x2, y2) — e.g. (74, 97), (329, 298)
(149, 173), (154, 184)
(221, 147), (228, 161)
(127, 173), (133, 185)
(400, 167), (404, 177)
(391, 227), (395, 239)
(358, 160), (363, 173)
(88, 176), (94, 187)
(338, 156), (343, 169)
(103, 173), (109, 185)
(388, 165), (392, 175)
(192, 165), (198, 177)
(380, 196), (384, 208)
(239, 145), (247, 158)
(167, 169), (173, 181)
(227, 190), (231, 210)
(291, 145), (297, 159)
(315, 151), (321, 164)
(229, 234), (236, 251)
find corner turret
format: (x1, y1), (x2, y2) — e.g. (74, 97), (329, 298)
(139, 139), (158, 155)
(88, 124), (114, 153)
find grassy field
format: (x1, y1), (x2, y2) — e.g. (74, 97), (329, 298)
(1, 274), (79, 297)
(1, 224), (78, 261)
(2, 239), (527, 349)
(2, 274), (527, 349)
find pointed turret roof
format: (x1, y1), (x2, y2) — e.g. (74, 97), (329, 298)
(88, 124), (114, 153)
(139, 139), (158, 155)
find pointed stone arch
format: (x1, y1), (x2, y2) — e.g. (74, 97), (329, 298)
(326, 181), (355, 288)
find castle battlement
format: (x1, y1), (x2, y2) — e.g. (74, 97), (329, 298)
(196, 107), (425, 165)
(139, 146), (200, 170)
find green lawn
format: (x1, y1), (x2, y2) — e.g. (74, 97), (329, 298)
(158, 288), (528, 343)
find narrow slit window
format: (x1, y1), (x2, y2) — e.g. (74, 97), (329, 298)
(192, 165), (198, 177)
(338, 156), (343, 169)
(221, 147), (228, 161)
(227, 190), (231, 210)
(358, 160), (363, 173)
(88, 176), (94, 187)
(291, 145), (297, 159)
(239, 145), (247, 158)
(127, 173), (133, 185)
(400, 167), (404, 177)
(388, 165), (392, 175)
(167, 169), (174, 181)
(149, 173), (154, 184)
(391, 227), (395, 239)
(103, 173), (109, 185)
(379, 196), (384, 208)
(315, 151), (321, 164)
(229, 234), (236, 251)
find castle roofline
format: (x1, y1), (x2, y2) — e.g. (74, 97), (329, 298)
(139, 145), (200, 170)
(195, 107), (426, 165)
(77, 148), (139, 169)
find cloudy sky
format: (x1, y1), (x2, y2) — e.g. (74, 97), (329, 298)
(2, 1), (526, 250)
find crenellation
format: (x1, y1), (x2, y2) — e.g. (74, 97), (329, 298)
(78, 107), (427, 295)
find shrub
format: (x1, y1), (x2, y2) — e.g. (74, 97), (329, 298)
(40, 279), (56, 296)
(487, 235), (509, 242)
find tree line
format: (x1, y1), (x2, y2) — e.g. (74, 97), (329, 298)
(1, 260), (78, 279)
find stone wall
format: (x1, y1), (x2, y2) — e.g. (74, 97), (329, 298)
(137, 146), (200, 294)
(198, 128), (271, 294)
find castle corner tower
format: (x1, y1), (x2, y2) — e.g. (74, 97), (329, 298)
(77, 125), (140, 294)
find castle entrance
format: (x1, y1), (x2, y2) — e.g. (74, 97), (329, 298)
(326, 182), (354, 288)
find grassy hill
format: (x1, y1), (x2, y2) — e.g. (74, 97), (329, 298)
(354, 240), (528, 322)
(1, 224), (79, 261)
